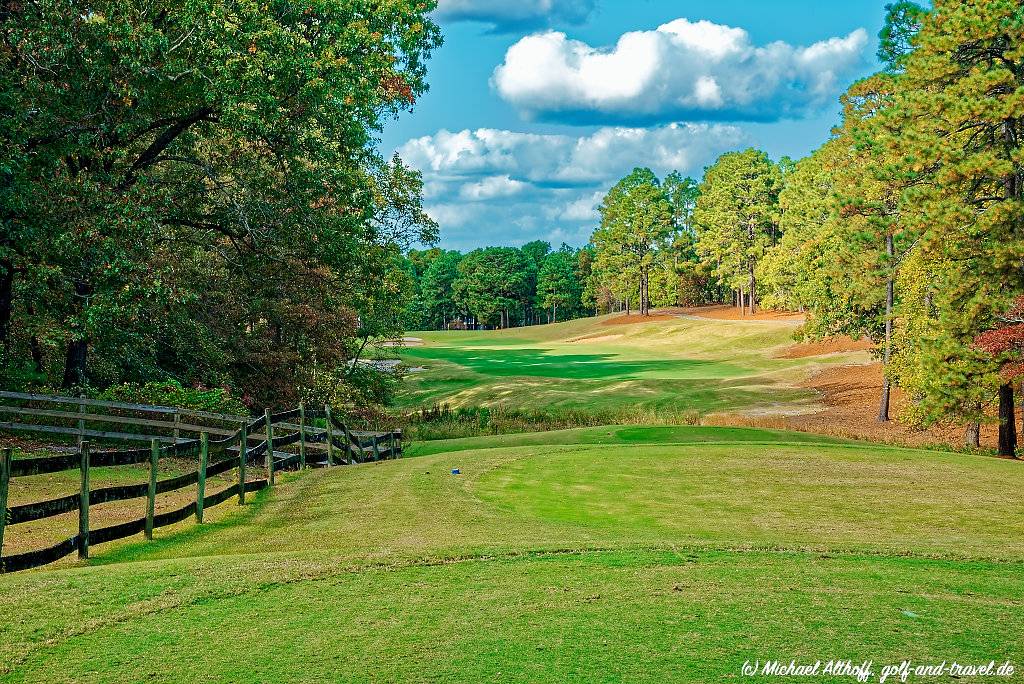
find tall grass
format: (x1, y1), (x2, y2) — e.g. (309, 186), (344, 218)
(399, 404), (701, 441)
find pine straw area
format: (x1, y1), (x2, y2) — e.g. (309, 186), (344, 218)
(709, 361), (1009, 452)
(775, 336), (875, 358)
(600, 313), (677, 326)
(672, 305), (806, 322)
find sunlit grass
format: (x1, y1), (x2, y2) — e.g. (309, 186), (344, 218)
(2, 427), (1022, 682)
(395, 314), (866, 416)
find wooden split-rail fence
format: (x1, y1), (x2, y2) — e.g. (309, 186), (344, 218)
(0, 392), (403, 573)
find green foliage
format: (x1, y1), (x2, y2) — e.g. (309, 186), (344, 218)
(592, 168), (676, 315)
(302, 363), (399, 417)
(402, 242), (594, 331)
(536, 249), (582, 322)
(693, 149), (782, 310)
(881, 0), (1024, 426)
(96, 380), (247, 415)
(452, 247), (534, 328)
(520, 240), (552, 272)
(878, 1), (928, 70)
(1, 0), (442, 408)
(418, 250), (465, 329)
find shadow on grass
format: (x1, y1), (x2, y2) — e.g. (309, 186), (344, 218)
(88, 485), (275, 566)
(401, 347), (748, 380)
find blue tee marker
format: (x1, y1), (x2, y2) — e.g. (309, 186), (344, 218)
(451, 468), (461, 475)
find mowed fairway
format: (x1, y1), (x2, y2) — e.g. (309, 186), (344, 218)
(3, 427), (1023, 682)
(395, 314), (866, 416)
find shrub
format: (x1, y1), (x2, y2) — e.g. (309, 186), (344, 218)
(96, 380), (247, 415)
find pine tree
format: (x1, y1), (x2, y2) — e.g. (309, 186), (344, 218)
(885, 0), (1024, 439)
(693, 149), (781, 314)
(592, 168), (674, 316)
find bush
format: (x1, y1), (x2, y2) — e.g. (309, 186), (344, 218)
(300, 362), (399, 415)
(96, 380), (247, 415)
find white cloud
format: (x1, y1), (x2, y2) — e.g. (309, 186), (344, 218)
(556, 190), (605, 222)
(434, 0), (595, 31)
(422, 203), (478, 228)
(459, 174), (529, 200)
(399, 123), (745, 186)
(492, 19), (868, 123)
(398, 123), (746, 249)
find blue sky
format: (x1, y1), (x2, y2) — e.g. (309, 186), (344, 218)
(382, 0), (889, 251)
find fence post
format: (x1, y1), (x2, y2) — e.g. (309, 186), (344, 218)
(0, 448), (11, 562)
(196, 432), (208, 523)
(395, 430), (403, 457)
(389, 432), (396, 459)
(371, 434), (380, 461)
(324, 404), (335, 467)
(145, 439), (158, 540)
(78, 441), (90, 559)
(77, 393), (86, 448)
(265, 408), (275, 486)
(173, 409), (181, 443)
(238, 420), (248, 505)
(298, 402), (307, 470)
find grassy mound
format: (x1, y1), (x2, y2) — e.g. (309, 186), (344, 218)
(395, 314), (867, 419)
(2, 426), (1022, 682)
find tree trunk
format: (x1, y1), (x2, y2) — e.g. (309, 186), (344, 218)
(0, 259), (13, 353)
(640, 271), (648, 316)
(998, 382), (1017, 457)
(61, 279), (94, 388)
(879, 234), (895, 422)
(62, 338), (88, 388)
(25, 303), (43, 373)
(878, 379), (891, 423)
(964, 422), (980, 449)
(748, 262), (757, 315)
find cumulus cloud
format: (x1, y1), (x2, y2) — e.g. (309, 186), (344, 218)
(434, 0), (596, 31)
(459, 175), (529, 200)
(492, 18), (868, 124)
(555, 190), (605, 222)
(400, 123), (745, 187)
(398, 123), (745, 249)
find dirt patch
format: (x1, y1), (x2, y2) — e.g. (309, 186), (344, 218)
(776, 336), (875, 359)
(601, 314), (676, 326)
(667, 305), (805, 322)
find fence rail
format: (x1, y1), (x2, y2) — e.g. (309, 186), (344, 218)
(0, 393), (402, 573)
(0, 390), (247, 445)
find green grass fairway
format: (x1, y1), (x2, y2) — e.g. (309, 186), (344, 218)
(3, 427), (1022, 682)
(395, 314), (866, 417)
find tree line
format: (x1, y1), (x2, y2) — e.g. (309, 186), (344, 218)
(401, 242), (592, 330)
(586, 0), (1024, 454)
(1, 0), (442, 409)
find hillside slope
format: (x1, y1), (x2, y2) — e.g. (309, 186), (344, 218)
(396, 313), (867, 419)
